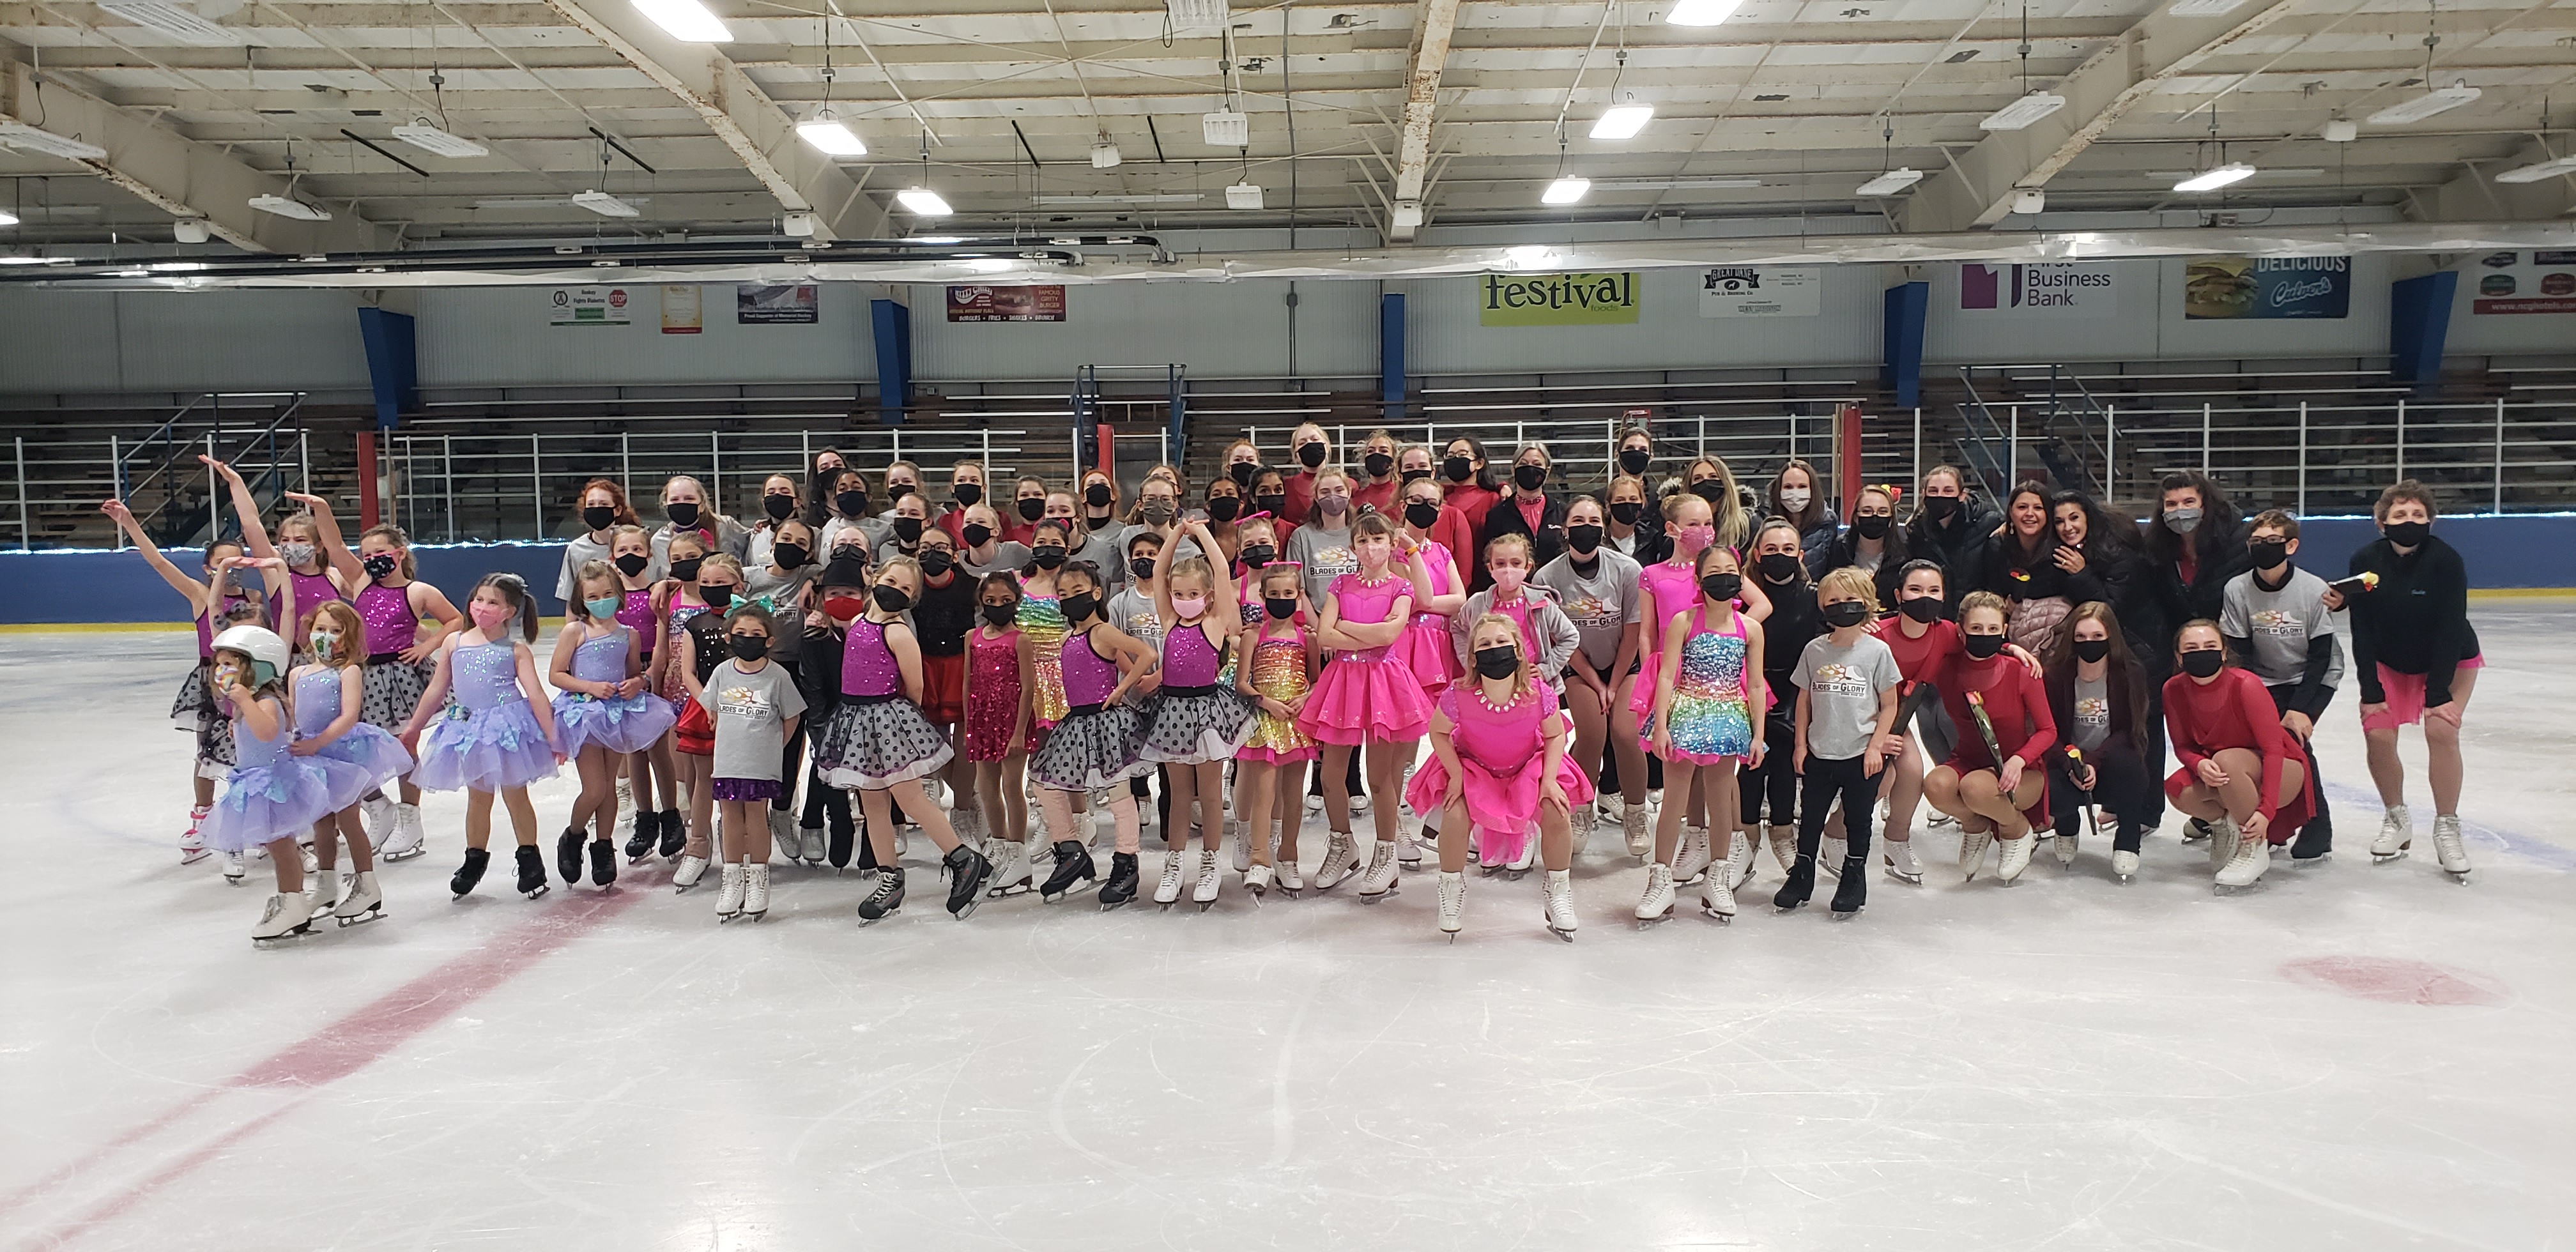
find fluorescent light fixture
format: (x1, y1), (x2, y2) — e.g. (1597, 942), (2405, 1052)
(1590, 175), (1762, 190)
(795, 110), (867, 156)
(912, 235), (966, 243)
(571, 189), (640, 217)
(96, 1), (242, 45)
(2166, 0), (2247, 15)
(631, 0), (733, 42)
(896, 187), (953, 216)
(1666, 0), (1744, 26)
(2366, 82), (2480, 126)
(1166, 0), (1228, 29)
(1591, 103), (1654, 141)
(1034, 192), (1204, 204)
(0, 210), (15, 227)
(1225, 181), (1264, 210)
(390, 123), (488, 158)
(963, 257), (1015, 272)
(1854, 167), (1924, 196)
(0, 123), (108, 161)
(1202, 111), (1248, 148)
(1091, 141), (1122, 169)
(2172, 162), (2257, 192)
(247, 194), (332, 221)
(1540, 176), (1591, 205)
(1980, 91), (2066, 132)
(2496, 155), (2576, 185)
(146, 261), (208, 271)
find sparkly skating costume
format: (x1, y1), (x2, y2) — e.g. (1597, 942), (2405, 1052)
(1657, 604), (1755, 765)
(1294, 572), (1434, 746)
(171, 597), (263, 774)
(659, 599), (714, 714)
(352, 581), (432, 731)
(1029, 629), (1150, 790)
(412, 639), (560, 793)
(963, 625), (1029, 761)
(1404, 682), (1595, 862)
(284, 569), (344, 644)
(1236, 622), (1318, 765)
(290, 666), (415, 811)
(811, 617), (954, 790)
(550, 624), (678, 756)
(617, 588), (657, 664)
(202, 696), (363, 853)
(1138, 620), (1255, 764)
(1386, 540), (1463, 695)
(1014, 584), (1071, 728)
(1627, 559), (1703, 722)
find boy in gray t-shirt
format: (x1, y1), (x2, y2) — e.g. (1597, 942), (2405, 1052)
(1779, 569), (1905, 916)
(2219, 509), (2343, 857)
(693, 607), (808, 915)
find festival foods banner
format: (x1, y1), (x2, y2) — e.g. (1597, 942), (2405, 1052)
(1958, 262), (2117, 318)
(2468, 250), (2576, 316)
(1480, 271), (1641, 326)
(1699, 267), (1820, 318)
(2184, 256), (2350, 319)
(947, 285), (1068, 322)
(548, 286), (631, 326)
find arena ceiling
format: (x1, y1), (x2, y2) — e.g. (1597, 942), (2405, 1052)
(0, 0), (2569, 259)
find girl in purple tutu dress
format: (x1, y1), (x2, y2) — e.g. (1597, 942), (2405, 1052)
(401, 574), (562, 903)
(288, 601), (415, 929)
(1408, 613), (1593, 941)
(549, 560), (677, 892)
(1028, 561), (1160, 909)
(202, 625), (364, 944)
(1140, 519), (1257, 909)
(1232, 562), (1320, 898)
(1295, 511), (1434, 901)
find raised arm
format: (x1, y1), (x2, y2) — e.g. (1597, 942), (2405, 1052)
(204, 457), (277, 562)
(101, 500), (213, 609)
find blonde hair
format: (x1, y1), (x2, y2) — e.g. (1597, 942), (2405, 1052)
(1816, 566), (1881, 617)
(1464, 611), (1536, 705)
(1170, 555), (1215, 595)
(1959, 590), (2009, 626)
(358, 523), (417, 578)
(698, 553), (743, 582)
(1484, 532), (1534, 567)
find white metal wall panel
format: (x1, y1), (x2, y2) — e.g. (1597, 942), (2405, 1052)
(0, 289), (372, 393)
(905, 279), (1378, 382)
(1402, 265), (1887, 377)
(415, 284), (877, 388)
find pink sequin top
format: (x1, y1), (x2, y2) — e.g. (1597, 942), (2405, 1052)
(1163, 622), (1224, 687)
(617, 588), (657, 657)
(841, 617), (900, 697)
(969, 627), (1022, 705)
(1060, 630), (1120, 706)
(1409, 542), (1459, 626)
(1638, 560), (1702, 653)
(286, 569), (342, 635)
(355, 583), (417, 658)
(1439, 682), (1560, 772)
(1326, 572), (1408, 661)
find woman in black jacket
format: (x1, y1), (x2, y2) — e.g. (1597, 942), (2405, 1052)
(1767, 458), (1841, 569)
(1902, 464), (2001, 604)
(1482, 440), (1571, 569)
(2043, 600), (2156, 879)
(2050, 487), (2166, 827)
(2141, 470), (2250, 648)
(1811, 484), (1910, 609)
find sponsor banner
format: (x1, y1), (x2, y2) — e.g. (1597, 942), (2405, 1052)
(2183, 255), (2350, 320)
(736, 284), (820, 324)
(1699, 266), (1820, 318)
(947, 284), (1068, 322)
(1480, 271), (1641, 326)
(660, 284), (702, 335)
(2469, 251), (2576, 315)
(1959, 262), (2117, 318)
(548, 286), (631, 326)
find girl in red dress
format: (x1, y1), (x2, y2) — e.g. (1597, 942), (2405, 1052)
(2165, 618), (2316, 892)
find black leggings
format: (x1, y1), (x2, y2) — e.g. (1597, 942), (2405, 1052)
(1133, 767), (1174, 832)
(2267, 683), (2333, 842)
(1797, 755), (1883, 862)
(1740, 714), (1798, 825)
(2048, 744), (2153, 852)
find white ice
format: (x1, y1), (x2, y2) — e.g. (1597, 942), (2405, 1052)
(2, 608), (2571, 1251)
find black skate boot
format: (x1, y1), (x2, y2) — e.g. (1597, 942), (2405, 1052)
(657, 809), (686, 859)
(857, 867), (906, 923)
(1829, 857), (1868, 918)
(588, 838), (617, 887)
(556, 828), (586, 884)
(827, 824), (854, 871)
(515, 844), (551, 899)
(624, 810), (658, 862)
(2289, 814), (2333, 862)
(450, 846), (490, 899)
(1039, 840), (1096, 901)
(942, 843), (993, 919)
(1098, 851), (1142, 909)
(1772, 854), (1816, 912)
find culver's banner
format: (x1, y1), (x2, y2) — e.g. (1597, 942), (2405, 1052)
(2183, 256), (2350, 320)
(1480, 271), (1641, 326)
(1958, 262), (2117, 318)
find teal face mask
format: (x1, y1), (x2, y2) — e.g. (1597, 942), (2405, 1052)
(585, 595), (622, 619)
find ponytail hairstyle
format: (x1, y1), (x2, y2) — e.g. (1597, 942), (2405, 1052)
(569, 559), (621, 622)
(357, 523), (419, 579)
(474, 572), (542, 642)
(1464, 611), (1536, 706)
(305, 599), (367, 672)
(574, 478), (640, 530)
(1751, 518), (1809, 588)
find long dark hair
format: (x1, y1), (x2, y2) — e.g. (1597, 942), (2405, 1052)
(1443, 434), (1501, 491)
(2048, 489), (2138, 563)
(2043, 600), (2150, 747)
(1998, 480), (2060, 570)
(2142, 471), (2241, 570)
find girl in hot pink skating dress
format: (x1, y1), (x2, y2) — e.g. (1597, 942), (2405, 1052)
(1294, 512), (1432, 899)
(1407, 612), (1592, 940)
(1389, 477), (1468, 696)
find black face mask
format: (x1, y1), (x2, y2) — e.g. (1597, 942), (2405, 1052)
(1821, 600), (1872, 629)
(1443, 455), (1474, 483)
(2250, 539), (2290, 571)
(1899, 595), (1945, 624)
(1401, 468), (1432, 485)
(2384, 520), (2429, 547)
(763, 493), (796, 521)
(920, 551), (954, 577)
(1130, 556), (1158, 581)
(1853, 514), (1891, 540)
(1609, 501), (1644, 527)
(1208, 496), (1242, 523)
(1756, 553), (1801, 583)
(1031, 546), (1068, 570)
(893, 517), (924, 545)
(1700, 572), (1741, 602)
(1690, 480), (1726, 504)
(1473, 646), (1519, 680)
(582, 505), (618, 532)
(1060, 592), (1100, 623)
(772, 544), (808, 570)
(1241, 544), (1275, 568)
(1230, 461), (1257, 487)
(953, 484), (984, 508)
(1963, 632), (2005, 660)
(700, 583), (734, 609)
(1264, 595), (1298, 620)
(1619, 448), (1652, 475)
(1568, 524), (1604, 554)
(872, 585), (912, 613)
(667, 502), (700, 529)
(1513, 464), (1547, 492)
(982, 602), (1017, 628)
(1018, 498), (1046, 522)
(812, 465), (843, 492)
(1404, 501), (1441, 530)
(1363, 452), (1394, 478)
(727, 634), (767, 661)
(1254, 493), (1287, 517)
(1084, 484), (1114, 509)
(613, 553), (648, 578)
(363, 553), (400, 580)
(836, 490), (869, 518)
(1297, 443), (1327, 469)
(670, 558), (703, 583)
(2073, 637), (2112, 664)
(2179, 648), (2225, 678)
(1924, 496), (1960, 522)
(963, 523), (994, 548)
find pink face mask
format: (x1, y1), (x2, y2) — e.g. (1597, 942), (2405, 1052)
(1490, 566), (1526, 593)
(1675, 524), (1716, 555)
(468, 601), (512, 635)
(1172, 595), (1209, 620)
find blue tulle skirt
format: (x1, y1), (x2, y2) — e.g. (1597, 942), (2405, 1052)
(412, 700), (560, 793)
(203, 759), (364, 851)
(305, 724), (416, 811)
(551, 690), (678, 756)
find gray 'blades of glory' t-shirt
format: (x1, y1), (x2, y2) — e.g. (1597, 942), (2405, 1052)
(698, 659), (808, 782)
(1793, 633), (1903, 760)
(1535, 548), (1643, 671)
(2220, 565), (2345, 689)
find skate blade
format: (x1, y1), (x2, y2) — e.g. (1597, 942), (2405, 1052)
(1699, 905), (1735, 922)
(1443, 929), (1459, 943)
(1830, 908), (1860, 921)
(718, 911), (740, 923)
(986, 881), (1036, 899)
(1884, 869), (1923, 885)
(2372, 849), (2411, 863)
(1195, 900), (1217, 912)
(1634, 912), (1672, 928)
(1099, 898), (1131, 911)
(179, 849), (211, 866)
(523, 885), (551, 899)
(949, 899), (981, 921)
(1547, 924), (1575, 943)
(1773, 901), (1807, 914)
(334, 908), (387, 926)
(382, 847), (427, 862)
(2447, 871), (2472, 884)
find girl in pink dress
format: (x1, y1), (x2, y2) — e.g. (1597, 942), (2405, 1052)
(1408, 613), (1592, 942)
(1232, 562), (1321, 897)
(1630, 491), (1729, 888)
(1295, 512), (1434, 901)
(1390, 476), (1467, 696)
(963, 572), (1038, 895)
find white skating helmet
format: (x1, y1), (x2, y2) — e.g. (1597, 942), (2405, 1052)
(210, 623), (291, 688)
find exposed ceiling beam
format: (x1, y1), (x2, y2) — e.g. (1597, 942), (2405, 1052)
(2418, 136), (2576, 224)
(0, 60), (393, 253)
(1900, 0), (2310, 234)
(1388, 0), (1462, 241)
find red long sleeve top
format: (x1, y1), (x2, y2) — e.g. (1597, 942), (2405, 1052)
(2161, 666), (2317, 832)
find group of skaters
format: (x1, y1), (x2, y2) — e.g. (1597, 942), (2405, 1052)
(114, 424), (2483, 943)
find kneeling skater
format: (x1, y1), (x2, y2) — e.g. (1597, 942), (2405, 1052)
(1409, 613), (1593, 940)
(1920, 592), (2056, 883)
(2164, 620), (2315, 892)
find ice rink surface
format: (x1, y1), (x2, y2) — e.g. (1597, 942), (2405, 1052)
(3, 607), (2570, 1252)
